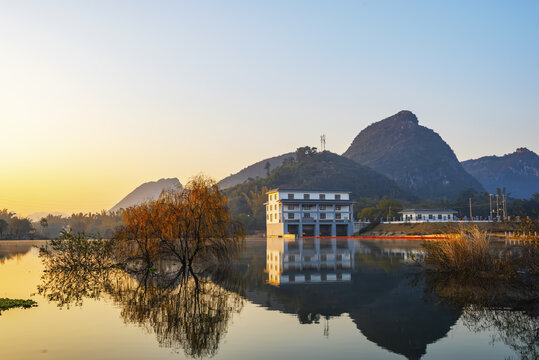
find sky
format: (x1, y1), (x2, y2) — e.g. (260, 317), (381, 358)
(1, 0), (538, 216)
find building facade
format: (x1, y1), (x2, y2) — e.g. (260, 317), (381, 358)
(399, 209), (457, 222)
(266, 189), (354, 237)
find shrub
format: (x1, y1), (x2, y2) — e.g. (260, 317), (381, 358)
(422, 225), (513, 277)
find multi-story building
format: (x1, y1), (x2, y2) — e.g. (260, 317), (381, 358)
(266, 188), (354, 237)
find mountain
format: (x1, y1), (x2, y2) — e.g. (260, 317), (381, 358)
(218, 152), (295, 189)
(343, 110), (484, 199)
(109, 178), (183, 212)
(226, 149), (413, 229)
(462, 148), (539, 198)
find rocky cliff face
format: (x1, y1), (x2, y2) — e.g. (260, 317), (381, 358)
(109, 178), (183, 212)
(462, 148), (539, 198)
(343, 110), (484, 199)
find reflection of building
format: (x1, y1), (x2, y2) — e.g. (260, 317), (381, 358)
(265, 189), (354, 237)
(266, 237), (355, 286)
(399, 209), (457, 222)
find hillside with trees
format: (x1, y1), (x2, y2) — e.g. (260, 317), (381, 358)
(218, 152), (295, 189)
(225, 147), (413, 231)
(462, 147), (539, 199)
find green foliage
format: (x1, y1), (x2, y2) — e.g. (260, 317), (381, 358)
(0, 209), (34, 238)
(358, 198), (403, 220)
(39, 230), (116, 271)
(0, 298), (37, 313)
(226, 148), (412, 230)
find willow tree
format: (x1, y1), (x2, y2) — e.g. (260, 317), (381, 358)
(114, 175), (244, 269)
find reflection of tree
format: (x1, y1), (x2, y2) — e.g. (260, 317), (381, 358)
(421, 272), (538, 360)
(37, 267), (115, 308)
(462, 306), (538, 360)
(37, 264), (243, 358)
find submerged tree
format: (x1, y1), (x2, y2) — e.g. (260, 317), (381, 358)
(114, 175), (244, 269)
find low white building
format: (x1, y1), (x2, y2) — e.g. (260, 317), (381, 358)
(399, 209), (457, 222)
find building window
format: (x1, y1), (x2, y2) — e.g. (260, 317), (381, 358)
(288, 213), (294, 219)
(320, 213), (326, 219)
(335, 194), (341, 200)
(336, 213), (341, 219)
(304, 194), (310, 199)
(438, 214), (442, 220)
(336, 205), (341, 211)
(319, 205), (326, 210)
(429, 214), (433, 220)
(320, 194), (325, 200)
(288, 193), (294, 200)
(304, 213), (310, 218)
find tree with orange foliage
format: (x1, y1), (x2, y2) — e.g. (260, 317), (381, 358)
(114, 175), (244, 269)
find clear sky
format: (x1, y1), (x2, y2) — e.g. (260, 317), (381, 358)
(1, 1), (538, 216)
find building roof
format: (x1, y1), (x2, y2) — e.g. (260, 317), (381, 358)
(266, 188), (351, 194)
(398, 209), (457, 214)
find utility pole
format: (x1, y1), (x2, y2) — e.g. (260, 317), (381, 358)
(489, 194), (493, 220)
(469, 198), (472, 220)
(502, 194), (507, 221)
(496, 194), (500, 220)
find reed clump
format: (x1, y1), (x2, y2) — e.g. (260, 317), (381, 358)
(422, 225), (535, 279)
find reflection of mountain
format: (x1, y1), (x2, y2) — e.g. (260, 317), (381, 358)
(236, 238), (461, 360)
(0, 241), (34, 264)
(348, 275), (459, 360)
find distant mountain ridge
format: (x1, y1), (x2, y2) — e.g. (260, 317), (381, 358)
(462, 148), (539, 198)
(109, 178), (183, 212)
(218, 152), (295, 189)
(343, 110), (485, 198)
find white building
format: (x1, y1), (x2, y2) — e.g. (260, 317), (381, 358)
(398, 209), (457, 222)
(266, 189), (354, 237)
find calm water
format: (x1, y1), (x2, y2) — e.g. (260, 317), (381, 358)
(0, 238), (536, 360)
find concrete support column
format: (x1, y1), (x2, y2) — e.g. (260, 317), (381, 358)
(299, 204), (303, 237)
(315, 204), (320, 237)
(299, 237), (303, 271)
(332, 205), (337, 236)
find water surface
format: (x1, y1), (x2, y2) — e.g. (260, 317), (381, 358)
(0, 238), (536, 360)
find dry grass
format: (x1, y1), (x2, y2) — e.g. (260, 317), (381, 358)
(422, 225), (514, 277)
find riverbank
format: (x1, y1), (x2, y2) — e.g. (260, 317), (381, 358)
(361, 222), (520, 237)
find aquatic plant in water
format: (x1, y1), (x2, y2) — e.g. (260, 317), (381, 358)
(0, 298), (37, 314)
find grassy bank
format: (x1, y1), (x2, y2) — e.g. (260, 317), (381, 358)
(363, 222), (520, 236)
